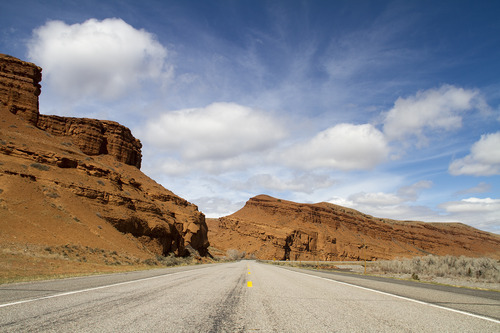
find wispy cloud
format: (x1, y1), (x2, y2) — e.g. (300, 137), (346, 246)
(454, 182), (492, 196)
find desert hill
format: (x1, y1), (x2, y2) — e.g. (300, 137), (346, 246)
(207, 195), (500, 261)
(0, 54), (209, 279)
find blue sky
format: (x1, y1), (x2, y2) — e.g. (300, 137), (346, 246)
(1, 0), (499, 233)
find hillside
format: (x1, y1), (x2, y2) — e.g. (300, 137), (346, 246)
(207, 195), (500, 261)
(0, 54), (209, 280)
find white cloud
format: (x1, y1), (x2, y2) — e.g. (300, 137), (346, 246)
(440, 197), (500, 213)
(233, 173), (336, 194)
(397, 180), (433, 201)
(346, 180), (432, 208)
(191, 196), (246, 218)
(449, 132), (500, 176)
(455, 182), (492, 195)
(282, 123), (388, 171)
(139, 102), (287, 171)
(383, 85), (484, 145)
(439, 198), (500, 232)
(27, 18), (170, 101)
(349, 192), (404, 206)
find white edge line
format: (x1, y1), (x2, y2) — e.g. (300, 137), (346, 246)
(283, 267), (500, 325)
(0, 267), (209, 309)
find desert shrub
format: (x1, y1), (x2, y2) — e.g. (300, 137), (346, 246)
(30, 163), (50, 171)
(155, 254), (195, 267)
(373, 255), (500, 283)
(226, 249), (246, 261)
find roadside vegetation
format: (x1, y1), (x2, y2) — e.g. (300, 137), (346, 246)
(370, 255), (500, 284)
(265, 255), (500, 290)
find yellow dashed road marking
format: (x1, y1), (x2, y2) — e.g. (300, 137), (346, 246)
(247, 281), (253, 287)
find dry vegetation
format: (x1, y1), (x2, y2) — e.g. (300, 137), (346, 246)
(266, 255), (500, 290)
(370, 255), (500, 284)
(0, 244), (212, 285)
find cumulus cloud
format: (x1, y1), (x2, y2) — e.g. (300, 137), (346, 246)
(449, 132), (500, 176)
(282, 123), (388, 171)
(383, 85), (485, 145)
(27, 18), (170, 101)
(439, 198), (500, 232)
(140, 102), (287, 170)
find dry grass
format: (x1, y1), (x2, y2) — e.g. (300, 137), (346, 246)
(371, 255), (500, 283)
(0, 245), (210, 285)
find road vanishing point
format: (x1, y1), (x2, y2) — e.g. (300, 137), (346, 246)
(1, 260), (499, 332)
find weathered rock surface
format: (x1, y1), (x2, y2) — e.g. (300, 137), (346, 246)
(0, 54), (41, 125)
(0, 54), (142, 169)
(208, 195), (500, 261)
(0, 55), (209, 268)
(37, 115), (142, 169)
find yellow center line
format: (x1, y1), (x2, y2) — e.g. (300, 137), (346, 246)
(247, 281), (253, 287)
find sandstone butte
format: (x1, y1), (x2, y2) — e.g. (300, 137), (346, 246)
(207, 195), (500, 261)
(0, 54), (209, 278)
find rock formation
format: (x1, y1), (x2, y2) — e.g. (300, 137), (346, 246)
(0, 54), (209, 271)
(208, 195), (500, 261)
(0, 54), (41, 125)
(37, 115), (142, 169)
(0, 53), (142, 169)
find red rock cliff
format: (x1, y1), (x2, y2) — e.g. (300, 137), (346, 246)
(208, 195), (500, 261)
(37, 115), (142, 169)
(0, 54), (42, 125)
(0, 54), (209, 262)
(0, 54), (142, 169)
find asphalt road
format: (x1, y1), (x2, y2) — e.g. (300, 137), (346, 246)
(0, 261), (499, 332)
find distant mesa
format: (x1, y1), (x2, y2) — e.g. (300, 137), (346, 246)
(207, 195), (500, 261)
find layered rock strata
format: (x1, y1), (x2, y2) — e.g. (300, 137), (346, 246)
(0, 54), (142, 169)
(208, 195), (500, 261)
(37, 115), (142, 169)
(0, 54), (209, 261)
(0, 54), (42, 125)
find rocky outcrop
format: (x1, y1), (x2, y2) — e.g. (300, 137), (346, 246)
(0, 54), (142, 169)
(37, 115), (142, 169)
(0, 54), (42, 125)
(208, 195), (500, 261)
(0, 54), (209, 262)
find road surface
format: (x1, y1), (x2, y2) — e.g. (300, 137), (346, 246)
(1, 261), (499, 332)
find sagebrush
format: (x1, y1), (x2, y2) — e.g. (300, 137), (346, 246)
(372, 255), (500, 283)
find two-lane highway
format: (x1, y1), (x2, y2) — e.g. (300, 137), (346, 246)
(1, 261), (499, 332)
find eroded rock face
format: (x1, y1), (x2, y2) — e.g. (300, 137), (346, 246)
(0, 54), (42, 125)
(37, 115), (142, 169)
(208, 195), (500, 261)
(0, 54), (142, 169)
(0, 54), (209, 260)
